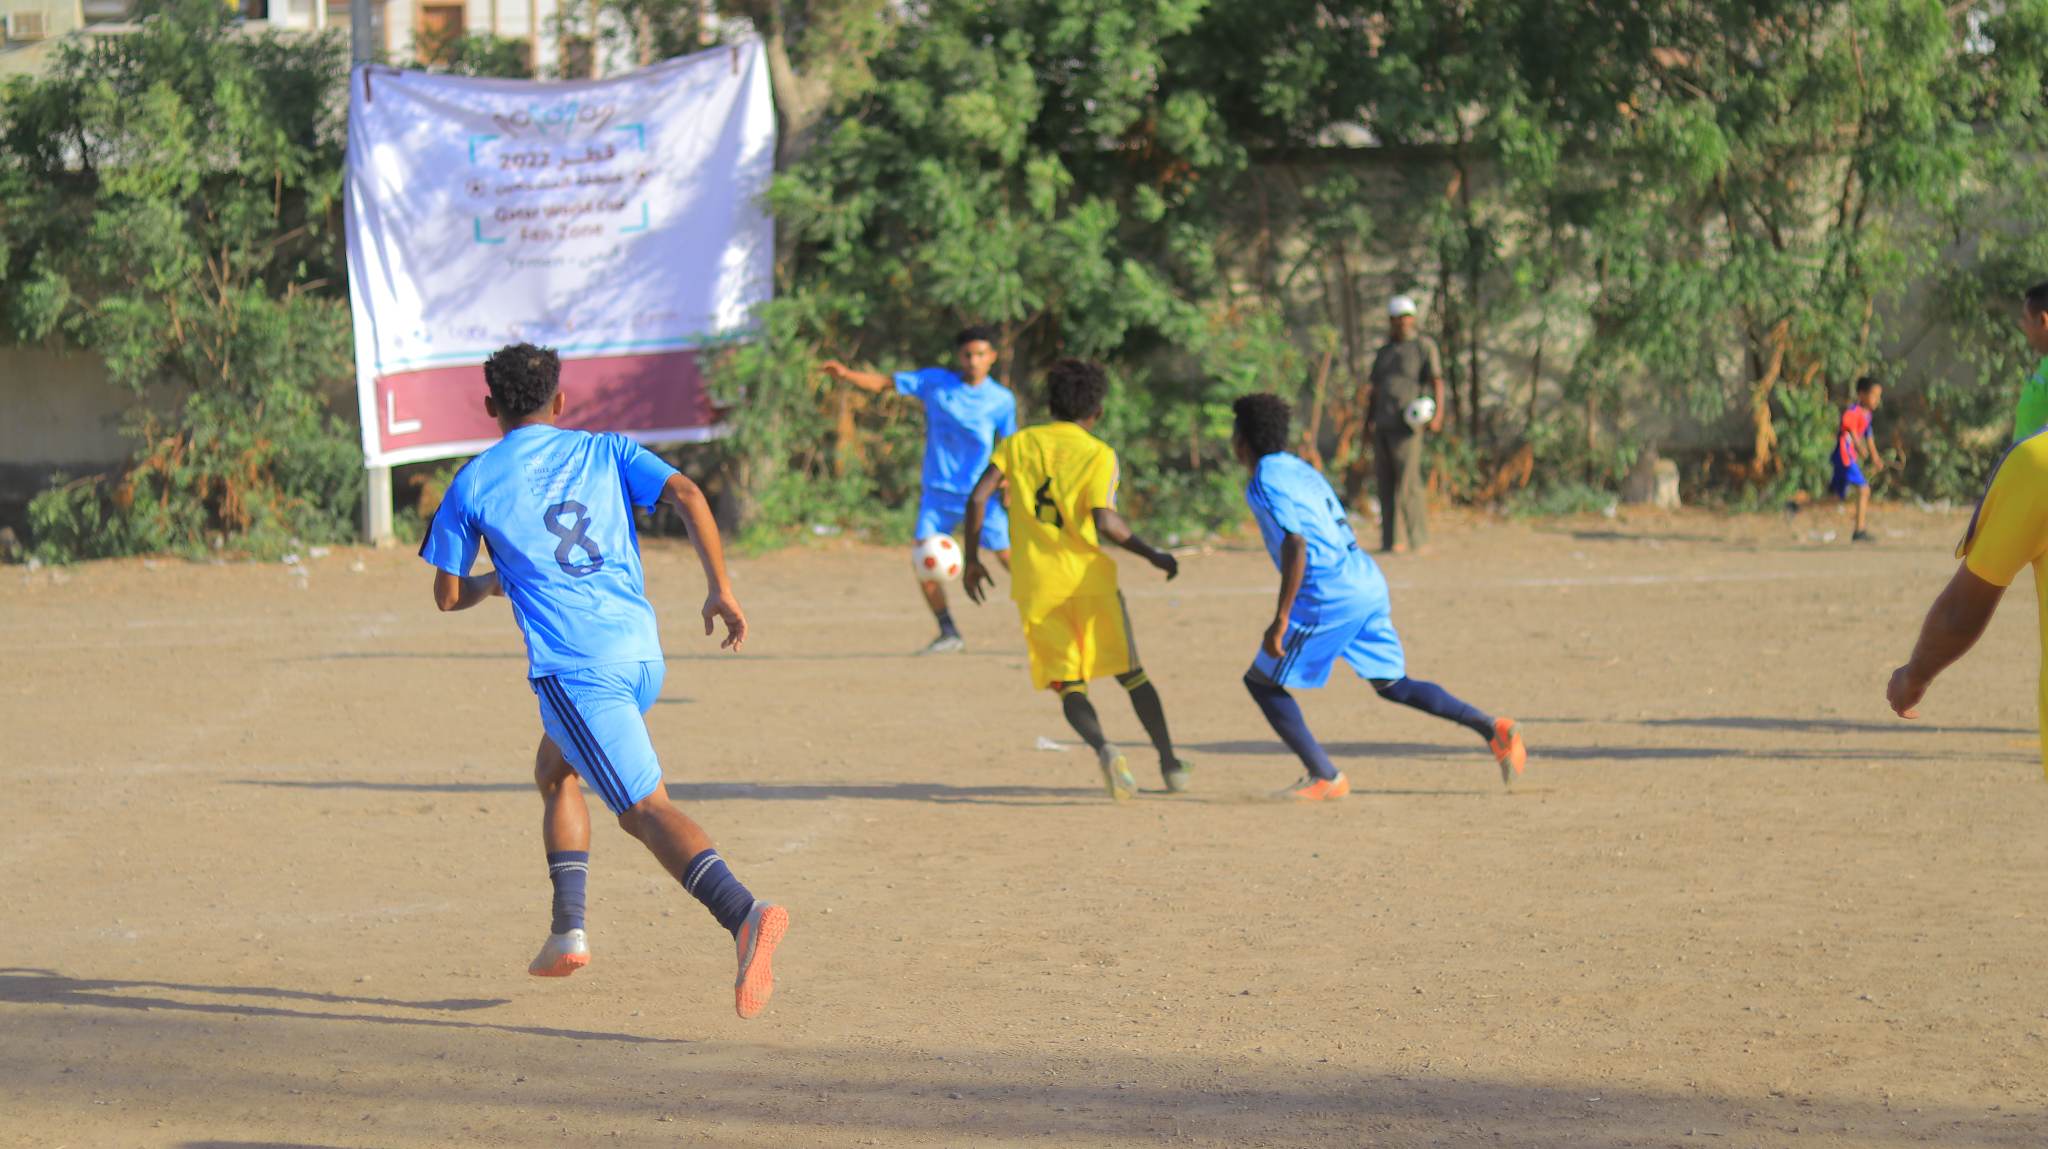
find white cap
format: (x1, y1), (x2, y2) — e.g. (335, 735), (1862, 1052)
(1388, 294), (1418, 317)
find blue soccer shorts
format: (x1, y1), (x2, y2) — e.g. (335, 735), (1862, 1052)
(1250, 605), (1407, 689)
(1829, 459), (1868, 497)
(531, 660), (666, 815)
(915, 488), (1010, 552)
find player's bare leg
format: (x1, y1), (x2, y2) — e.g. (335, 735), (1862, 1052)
(530, 737), (592, 977)
(919, 547), (1008, 654)
(617, 787), (788, 1018)
(538, 736), (590, 854)
(1852, 484), (1873, 542)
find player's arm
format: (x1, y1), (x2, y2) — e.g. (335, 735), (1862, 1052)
(1263, 533), (1308, 658)
(962, 462), (1004, 605)
(819, 360), (890, 394)
(659, 472), (747, 651)
(1861, 429), (1883, 472)
(432, 568), (502, 612)
(1092, 507), (1178, 581)
(1887, 563), (2005, 718)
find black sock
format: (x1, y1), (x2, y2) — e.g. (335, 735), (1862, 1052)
(1244, 673), (1340, 780)
(1116, 669), (1177, 765)
(1372, 676), (1495, 739)
(935, 609), (960, 638)
(1059, 685), (1107, 751)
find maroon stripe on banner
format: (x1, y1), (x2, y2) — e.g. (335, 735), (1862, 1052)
(374, 350), (717, 454)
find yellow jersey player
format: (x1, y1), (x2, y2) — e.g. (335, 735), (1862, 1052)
(959, 358), (1191, 800)
(1889, 425), (2048, 777)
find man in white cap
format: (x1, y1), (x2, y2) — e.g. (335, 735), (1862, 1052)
(1365, 294), (1445, 554)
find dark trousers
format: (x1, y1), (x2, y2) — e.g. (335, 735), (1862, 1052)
(1373, 427), (1427, 551)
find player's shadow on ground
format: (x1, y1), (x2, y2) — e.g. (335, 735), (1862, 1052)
(233, 778), (1101, 808)
(78, 1031), (2046, 1147)
(0, 969), (684, 1045)
(182, 1143), (351, 1149)
(301, 649), (1013, 664)
(1637, 715), (2031, 736)
(1185, 739), (1973, 764)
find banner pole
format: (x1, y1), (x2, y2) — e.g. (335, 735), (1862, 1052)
(351, 11), (395, 546)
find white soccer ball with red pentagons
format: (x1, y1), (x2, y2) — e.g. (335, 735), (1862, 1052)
(912, 535), (963, 582)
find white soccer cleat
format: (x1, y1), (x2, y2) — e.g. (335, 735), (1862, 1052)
(528, 928), (590, 977)
(1096, 743), (1136, 802)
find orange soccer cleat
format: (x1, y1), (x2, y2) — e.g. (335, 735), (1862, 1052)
(1490, 718), (1527, 784)
(734, 902), (789, 1019)
(528, 929), (590, 977)
(1275, 773), (1350, 801)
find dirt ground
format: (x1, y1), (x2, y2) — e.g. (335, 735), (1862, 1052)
(6, 503), (2048, 1148)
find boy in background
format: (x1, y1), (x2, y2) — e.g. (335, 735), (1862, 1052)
(1833, 377), (1884, 544)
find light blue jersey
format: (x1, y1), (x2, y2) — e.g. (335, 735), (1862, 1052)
(1246, 452), (1387, 620)
(894, 367), (1018, 493)
(420, 424), (679, 678)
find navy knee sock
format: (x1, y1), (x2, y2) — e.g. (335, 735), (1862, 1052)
(1244, 674), (1339, 781)
(683, 849), (757, 936)
(547, 850), (589, 935)
(1372, 676), (1494, 739)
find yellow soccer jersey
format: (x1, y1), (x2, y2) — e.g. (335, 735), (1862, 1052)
(990, 421), (1121, 617)
(1958, 428), (2048, 777)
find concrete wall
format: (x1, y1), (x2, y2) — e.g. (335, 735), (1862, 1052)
(0, 348), (149, 534)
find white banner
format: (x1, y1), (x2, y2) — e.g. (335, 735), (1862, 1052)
(346, 42), (774, 467)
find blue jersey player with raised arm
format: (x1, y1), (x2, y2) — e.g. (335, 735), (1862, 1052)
(823, 325), (1019, 654)
(1231, 393), (1528, 800)
(420, 343), (788, 1019)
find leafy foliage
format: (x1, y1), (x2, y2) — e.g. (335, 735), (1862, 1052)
(728, 0), (2048, 537)
(1, 0), (360, 560)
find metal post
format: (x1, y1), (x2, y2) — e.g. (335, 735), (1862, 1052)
(352, 0), (397, 546)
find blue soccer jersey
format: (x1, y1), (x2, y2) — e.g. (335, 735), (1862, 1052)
(1246, 452), (1388, 619)
(420, 425), (679, 678)
(894, 367), (1019, 494)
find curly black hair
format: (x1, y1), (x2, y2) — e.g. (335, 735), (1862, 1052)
(1045, 358), (1109, 422)
(955, 324), (998, 348)
(1232, 393), (1291, 458)
(2027, 280), (2048, 316)
(1855, 375), (1881, 395)
(483, 343), (561, 420)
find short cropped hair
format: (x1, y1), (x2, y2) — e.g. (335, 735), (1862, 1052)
(483, 343), (560, 419)
(955, 324), (998, 348)
(2026, 280), (2048, 316)
(1045, 358), (1109, 422)
(1232, 393), (1292, 458)
(1854, 375), (1881, 395)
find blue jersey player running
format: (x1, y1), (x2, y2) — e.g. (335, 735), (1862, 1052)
(1230, 393), (1528, 800)
(823, 325), (1019, 654)
(420, 344), (788, 1018)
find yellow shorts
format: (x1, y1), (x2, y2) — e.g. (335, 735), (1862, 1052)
(1020, 593), (1135, 690)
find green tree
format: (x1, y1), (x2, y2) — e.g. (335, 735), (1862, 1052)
(0, 0), (360, 559)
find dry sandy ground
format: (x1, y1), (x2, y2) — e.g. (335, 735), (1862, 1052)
(6, 505), (2048, 1148)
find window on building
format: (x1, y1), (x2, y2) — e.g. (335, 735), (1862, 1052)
(560, 35), (593, 79)
(416, 2), (464, 65)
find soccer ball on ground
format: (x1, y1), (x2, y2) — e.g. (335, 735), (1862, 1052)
(1404, 395), (1437, 429)
(912, 535), (962, 582)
